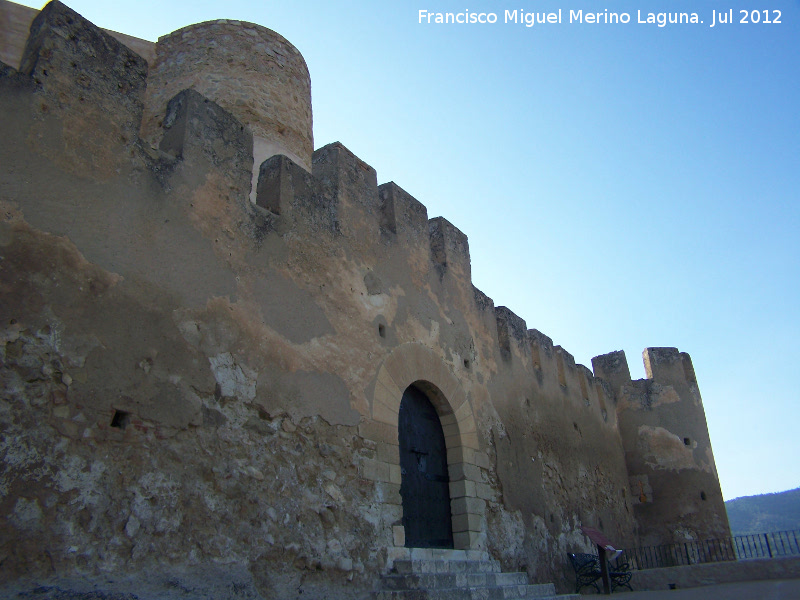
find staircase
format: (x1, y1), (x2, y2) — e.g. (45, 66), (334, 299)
(373, 550), (580, 600)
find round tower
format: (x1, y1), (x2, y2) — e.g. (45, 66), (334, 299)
(142, 19), (313, 176)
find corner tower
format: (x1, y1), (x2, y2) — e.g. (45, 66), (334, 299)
(141, 19), (313, 197)
(593, 348), (730, 546)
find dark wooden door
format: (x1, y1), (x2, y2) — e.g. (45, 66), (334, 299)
(398, 385), (453, 548)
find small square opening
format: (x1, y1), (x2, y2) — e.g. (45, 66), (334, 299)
(684, 437), (691, 446)
(110, 410), (130, 430)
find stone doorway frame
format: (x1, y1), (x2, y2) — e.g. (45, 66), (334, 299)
(362, 343), (486, 551)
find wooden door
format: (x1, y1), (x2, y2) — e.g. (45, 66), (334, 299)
(398, 385), (453, 548)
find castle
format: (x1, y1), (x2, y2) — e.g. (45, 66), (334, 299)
(0, 1), (730, 597)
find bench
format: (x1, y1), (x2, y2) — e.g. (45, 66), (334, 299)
(568, 553), (602, 593)
(568, 553), (633, 594)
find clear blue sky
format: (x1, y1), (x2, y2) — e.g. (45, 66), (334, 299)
(12, 0), (800, 501)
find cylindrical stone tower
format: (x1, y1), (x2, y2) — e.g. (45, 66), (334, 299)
(142, 19), (313, 180)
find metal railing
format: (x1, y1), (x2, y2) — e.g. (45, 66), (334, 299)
(617, 530), (800, 570)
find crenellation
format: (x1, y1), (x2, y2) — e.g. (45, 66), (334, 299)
(160, 89), (253, 176)
(577, 364), (592, 401)
(591, 349), (632, 396)
(311, 141), (384, 250)
(554, 345), (570, 387)
(312, 141), (379, 201)
(681, 351), (698, 384)
(643, 346), (689, 386)
(255, 153), (313, 218)
(1, 0), (154, 70)
(378, 182), (400, 234)
(554, 345), (576, 370)
(428, 216), (471, 283)
(528, 328), (554, 357)
(472, 286), (495, 312)
(493, 306), (527, 362)
(20, 1), (148, 141)
(377, 182), (429, 242)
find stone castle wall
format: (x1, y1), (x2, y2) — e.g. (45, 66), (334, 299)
(0, 2), (730, 597)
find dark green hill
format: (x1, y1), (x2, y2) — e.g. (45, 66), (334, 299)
(726, 487), (800, 535)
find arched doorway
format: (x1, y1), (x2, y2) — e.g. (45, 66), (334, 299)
(398, 384), (454, 549)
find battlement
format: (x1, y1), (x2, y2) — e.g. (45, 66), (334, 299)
(592, 347), (699, 396)
(0, 0), (702, 428)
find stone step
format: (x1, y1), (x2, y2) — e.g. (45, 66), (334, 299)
(373, 583), (574, 600)
(375, 555), (580, 600)
(391, 558), (502, 575)
(383, 571), (530, 590)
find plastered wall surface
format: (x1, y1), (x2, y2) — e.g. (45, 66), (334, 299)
(0, 2), (730, 597)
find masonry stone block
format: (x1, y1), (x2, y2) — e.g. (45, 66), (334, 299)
(377, 442), (400, 464)
(381, 503), (402, 525)
(451, 496), (486, 516)
(375, 482), (402, 505)
(390, 185), (429, 239)
(452, 512), (483, 534)
(360, 458), (392, 483)
(392, 525), (405, 548)
(453, 398), (473, 424)
(439, 411), (458, 427)
(384, 352), (415, 393)
(376, 366), (403, 398)
(475, 482), (496, 501)
(447, 445), (475, 466)
(472, 452), (491, 470)
(389, 464), (402, 485)
(449, 479), (476, 499)
(372, 394), (399, 427)
(442, 421), (460, 439)
(449, 462), (483, 483)
(448, 430), (479, 451)
(359, 420), (398, 446)
(453, 531), (480, 550)
(456, 414), (476, 435)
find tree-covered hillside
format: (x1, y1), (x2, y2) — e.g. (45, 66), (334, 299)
(726, 487), (800, 535)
